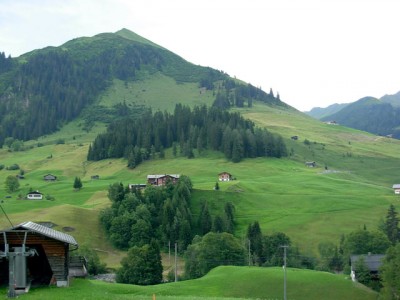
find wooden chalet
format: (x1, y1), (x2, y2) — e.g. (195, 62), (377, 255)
(43, 174), (57, 182)
(0, 221), (80, 288)
(392, 184), (400, 194)
(26, 191), (43, 200)
(218, 172), (232, 181)
(147, 174), (180, 186)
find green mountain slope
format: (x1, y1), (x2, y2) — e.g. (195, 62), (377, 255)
(0, 29), (282, 145)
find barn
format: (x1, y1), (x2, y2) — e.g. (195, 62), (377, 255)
(0, 221), (79, 293)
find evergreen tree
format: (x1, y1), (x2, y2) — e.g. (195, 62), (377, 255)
(380, 243), (400, 299)
(224, 202), (235, 234)
(383, 204), (399, 244)
(199, 201), (212, 235)
(212, 215), (225, 233)
(73, 177), (82, 190)
(246, 221), (263, 265)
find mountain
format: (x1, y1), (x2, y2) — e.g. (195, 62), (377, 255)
(318, 96), (400, 138)
(0, 29), (284, 146)
(380, 91), (400, 107)
(305, 102), (349, 119)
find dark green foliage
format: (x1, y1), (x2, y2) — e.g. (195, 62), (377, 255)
(198, 201), (212, 235)
(5, 175), (19, 193)
(116, 241), (163, 285)
(212, 215), (225, 233)
(354, 256), (372, 286)
(380, 244), (400, 299)
(214, 80), (282, 109)
(223, 202), (235, 234)
(262, 232), (292, 267)
(100, 176), (193, 251)
(317, 242), (344, 272)
(73, 244), (107, 275)
(184, 232), (246, 279)
(88, 105), (287, 165)
(6, 163), (19, 170)
(342, 229), (391, 256)
(247, 221), (263, 265)
(73, 177), (82, 190)
(383, 204), (399, 245)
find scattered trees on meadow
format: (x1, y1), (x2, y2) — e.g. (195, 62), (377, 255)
(5, 175), (19, 193)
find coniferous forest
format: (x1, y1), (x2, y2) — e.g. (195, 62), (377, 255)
(87, 104), (287, 166)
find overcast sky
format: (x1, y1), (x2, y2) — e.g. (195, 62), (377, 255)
(1, 0), (399, 111)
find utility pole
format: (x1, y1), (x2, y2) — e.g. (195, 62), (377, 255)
(280, 245), (289, 300)
(174, 242), (178, 282)
(248, 239), (251, 266)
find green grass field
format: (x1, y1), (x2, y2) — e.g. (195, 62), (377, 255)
(0, 267), (378, 300)
(0, 83), (399, 299)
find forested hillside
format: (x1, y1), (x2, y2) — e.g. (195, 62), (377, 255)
(87, 104), (287, 166)
(0, 29), (283, 146)
(320, 97), (400, 138)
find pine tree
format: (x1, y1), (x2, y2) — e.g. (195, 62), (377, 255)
(73, 177), (82, 190)
(199, 201), (212, 235)
(384, 204), (399, 244)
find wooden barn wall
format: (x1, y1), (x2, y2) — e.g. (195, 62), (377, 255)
(0, 232), (69, 282)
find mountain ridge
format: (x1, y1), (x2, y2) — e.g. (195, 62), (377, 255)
(306, 92), (400, 138)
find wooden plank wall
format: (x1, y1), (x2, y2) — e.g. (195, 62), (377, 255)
(0, 232), (69, 282)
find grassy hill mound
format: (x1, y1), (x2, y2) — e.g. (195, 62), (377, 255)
(0, 266), (376, 300)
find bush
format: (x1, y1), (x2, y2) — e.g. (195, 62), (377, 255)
(6, 164), (20, 170)
(73, 245), (107, 275)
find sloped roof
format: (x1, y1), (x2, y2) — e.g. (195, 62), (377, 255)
(3, 221), (78, 246)
(350, 254), (385, 271)
(147, 174), (180, 179)
(392, 184), (400, 189)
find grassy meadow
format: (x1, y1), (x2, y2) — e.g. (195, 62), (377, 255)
(0, 79), (399, 298)
(0, 266), (378, 300)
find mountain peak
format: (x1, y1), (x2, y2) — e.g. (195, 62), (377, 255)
(114, 28), (163, 49)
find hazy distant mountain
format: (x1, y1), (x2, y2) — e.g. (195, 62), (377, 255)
(320, 96), (400, 138)
(380, 91), (400, 107)
(305, 103), (349, 119)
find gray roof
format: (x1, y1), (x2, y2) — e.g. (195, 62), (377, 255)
(392, 184), (400, 189)
(4, 221), (78, 246)
(350, 254), (385, 271)
(147, 174), (180, 179)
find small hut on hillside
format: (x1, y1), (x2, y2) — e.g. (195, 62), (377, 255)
(0, 221), (81, 293)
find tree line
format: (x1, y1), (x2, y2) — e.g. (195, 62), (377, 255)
(87, 104), (287, 165)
